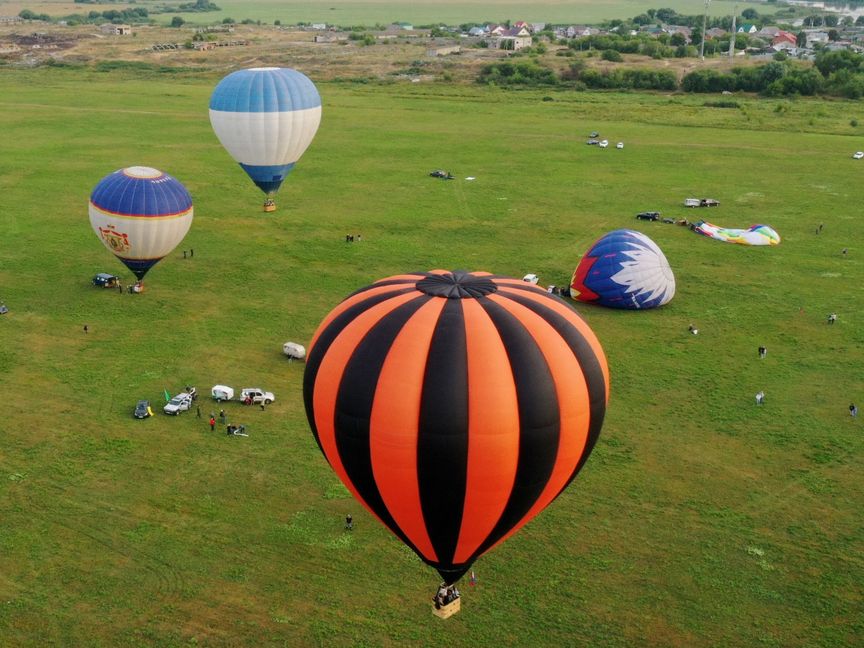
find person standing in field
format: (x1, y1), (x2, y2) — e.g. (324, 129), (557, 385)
(209, 415), (216, 431)
(851, 404), (858, 418)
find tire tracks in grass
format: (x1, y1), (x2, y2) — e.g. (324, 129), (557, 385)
(0, 459), (185, 604)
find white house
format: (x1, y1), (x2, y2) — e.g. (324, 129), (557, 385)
(100, 23), (132, 35)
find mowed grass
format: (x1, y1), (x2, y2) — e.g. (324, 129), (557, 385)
(17, 0), (772, 27)
(0, 67), (863, 647)
(185, 0), (762, 26)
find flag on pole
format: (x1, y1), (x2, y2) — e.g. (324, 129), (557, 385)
(164, 389), (171, 403)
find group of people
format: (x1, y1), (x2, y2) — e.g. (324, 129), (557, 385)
(433, 583), (460, 609)
(344, 234), (362, 243)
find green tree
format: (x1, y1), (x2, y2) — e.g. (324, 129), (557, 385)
(601, 49), (622, 62)
(171, 16), (185, 27)
(797, 31), (807, 48)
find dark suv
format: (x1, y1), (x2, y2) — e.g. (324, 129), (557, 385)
(635, 212), (661, 221)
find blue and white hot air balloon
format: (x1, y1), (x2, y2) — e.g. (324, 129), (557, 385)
(209, 67), (322, 211)
(89, 166), (193, 285)
(570, 229), (675, 310)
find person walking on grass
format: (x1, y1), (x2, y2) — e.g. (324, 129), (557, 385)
(851, 404), (858, 418)
(209, 415), (216, 431)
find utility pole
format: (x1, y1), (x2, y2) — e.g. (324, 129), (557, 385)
(700, 0), (710, 60)
(729, 4), (737, 58)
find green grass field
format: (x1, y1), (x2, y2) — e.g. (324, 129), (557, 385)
(0, 66), (862, 646)
(174, 0), (756, 26)
(173, 0), (763, 26)
(11, 0), (774, 27)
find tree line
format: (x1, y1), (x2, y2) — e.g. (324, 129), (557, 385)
(478, 49), (864, 99)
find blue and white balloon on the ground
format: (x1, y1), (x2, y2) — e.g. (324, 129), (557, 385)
(209, 67), (321, 208)
(88, 166), (193, 281)
(570, 229), (676, 309)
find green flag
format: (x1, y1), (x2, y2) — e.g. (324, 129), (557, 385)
(164, 389), (171, 403)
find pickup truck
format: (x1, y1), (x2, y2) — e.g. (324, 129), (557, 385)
(240, 388), (275, 405)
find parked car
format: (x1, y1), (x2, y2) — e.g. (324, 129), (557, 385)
(853, 151), (864, 159)
(684, 198), (701, 208)
(616, 142), (624, 149)
(92, 272), (120, 288)
(134, 400), (152, 419)
(240, 388), (275, 405)
(163, 392), (193, 415)
(589, 131), (600, 138)
(212, 385), (235, 401)
(585, 139), (599, 145)
(598, 140), (609, 148)
(636, 211), (661, 221)
(700, 198), (720, 207)
(429, 170), (454, 179)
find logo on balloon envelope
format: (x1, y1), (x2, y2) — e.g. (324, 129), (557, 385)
(98, 225), (131, 254)
(304, 270), (609, 586)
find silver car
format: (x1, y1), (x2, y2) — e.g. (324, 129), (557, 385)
(163, 393), (193, 415)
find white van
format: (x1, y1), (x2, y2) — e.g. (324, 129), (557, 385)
(684, 198), (701, 208)
(211, 385), (235, 402)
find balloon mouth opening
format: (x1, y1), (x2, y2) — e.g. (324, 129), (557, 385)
(415, 271), (498, 299)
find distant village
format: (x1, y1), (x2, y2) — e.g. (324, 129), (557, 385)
(2, 9), (864, 62)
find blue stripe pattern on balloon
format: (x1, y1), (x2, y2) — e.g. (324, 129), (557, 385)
(209, 68), (321, 112)
(90, 169), (193, 217)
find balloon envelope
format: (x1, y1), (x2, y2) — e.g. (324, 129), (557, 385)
(88, 166), (193, 280)
(571, 229), (675, 309)
(304, 270), (609, 584)
(209, 67), (321, 197)
(693, 221), (780, 246)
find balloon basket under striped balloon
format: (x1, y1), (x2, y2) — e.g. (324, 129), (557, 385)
(431, 597), (461, 619)
(262, 200), (276, 213)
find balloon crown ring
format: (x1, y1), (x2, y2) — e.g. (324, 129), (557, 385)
(415, 271), (498, 299)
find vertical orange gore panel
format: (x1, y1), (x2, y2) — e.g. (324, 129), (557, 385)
(369, 298), (446, 562)
(452, 298), (520, 564)
(313, 291), (420, 509)
(309, 282), (416, 353)
(487, 293), (591, 532)
(498, 288), (609, 400)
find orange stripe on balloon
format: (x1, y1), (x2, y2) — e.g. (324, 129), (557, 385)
(369, 298), (446, 563)
(309, 283), (417, 354)
(452, 298), (520, 565)
(497, 288), (609, 400)
(313, 291), (420, 515)
(486, 294), (592, 544)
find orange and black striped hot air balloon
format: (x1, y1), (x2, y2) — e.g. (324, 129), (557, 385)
(303, 270), (609, 585)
